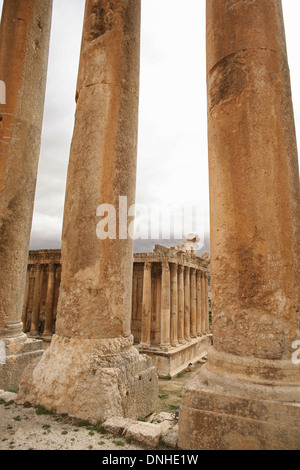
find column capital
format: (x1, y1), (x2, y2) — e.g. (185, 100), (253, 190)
(178, 264), (184, 274)
(48, 264), (56, 273)
(170, 263), (178, 274)
(162, 260), (170, 271)
(144, 261), (152, 271)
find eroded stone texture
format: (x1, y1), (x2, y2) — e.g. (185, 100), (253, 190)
(179, 0), (300, 450)
(17, 0), (158, 421)
(0, 0), (52, 389)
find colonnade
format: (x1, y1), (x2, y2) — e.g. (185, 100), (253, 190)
(133, 259), (210, 351)
(21, 251), (61, 338)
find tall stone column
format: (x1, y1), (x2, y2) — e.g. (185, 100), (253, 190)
(184, 267), (191, 341)
(30, 264), (43, 336)
(204, 273), (210, 332)
(17, 0), (157, 423)
(160, 261), (171, 351)
(43, 265), (56, 337)
(179, 0), (300, 450)
(170, 263), (178, 347)
(196, 270), (202, 336)
(190, 268), (197, 338)
(21, 269), (30, 331)
(140, 262), (152, 348)
(201, 271), (207, 334)
(177, 265), (185, 343)
(0, 0), (52, 390)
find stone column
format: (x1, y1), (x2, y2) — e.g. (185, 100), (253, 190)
(140, 262), (152, 348)
(17, 0), (157, 423)
(43, 265), (56, 337)
(179, 0), (300, 450)
(190, 268), (197, 338)
(160, 261), (171, 351)
(201, 271), (207, 334)
(21, 269), (30, 331)
(204, 272), (210, 332)
(0, 0), (52, 390)
(184, 267), (191, 341)
(170, 263), (178, 347)
(177, 265), (185, 344)
(196, 270), (202, 336)
(30, 264), (43, 336)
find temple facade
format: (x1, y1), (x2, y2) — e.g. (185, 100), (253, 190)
(22, 241), (212, 378)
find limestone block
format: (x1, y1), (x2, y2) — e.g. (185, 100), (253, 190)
(124, 421), (162, 448)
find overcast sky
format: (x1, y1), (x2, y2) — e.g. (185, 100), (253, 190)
(1, 1), (299, 254)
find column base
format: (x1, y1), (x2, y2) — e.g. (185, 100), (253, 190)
(0, 333), (44, 391)
(16, 334), (158, 424)
(138, 335), (212, 379)
(178, 347), (300, 450)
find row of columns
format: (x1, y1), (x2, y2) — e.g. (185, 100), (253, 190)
(22, 264), (60, 337)
(141, 261), (210, 351)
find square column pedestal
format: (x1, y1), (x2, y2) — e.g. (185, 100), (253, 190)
(17, 334), (158, 424)
(178, 348), (300, 450)
(0, 325), (44, 391)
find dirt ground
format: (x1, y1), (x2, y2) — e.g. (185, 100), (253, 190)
(0, 361), (205, 451)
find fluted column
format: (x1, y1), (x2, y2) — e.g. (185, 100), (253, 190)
(170, 263), (178, 347)
(196, 270), (202, 336)
(43, 264), (56, 337)
(204, 272), (210, 332)
(190, 268), (197, 338)
(201, 272), (206, 334)
(179, 0), (300, 450)
(21, 269), (30, 331)
(160, 261), (171, 351)
(30, 264), (43, 336)
(140, 262), (152, 348)
(177, 265), (185, 344)
(184, 267), (191, 341)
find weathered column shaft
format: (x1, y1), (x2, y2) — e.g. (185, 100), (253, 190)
(184, 267), (191, 341)
(160, 261), (171, 350)
(201, 272), (206, 334)
(30, 265), (43, 335)
(207, 0), (300, 360)
(55, 0), (142, 340)
(141, 262), (152, 347)
(170, 263), (178, 346)
(21, 269), (30, 330)
(190, 268), (197, 338)
(179, 0), (300, 450)
(0, 0), (52, 339)
(204, 273), (209, 332)
(177, 265), (185, 343)
(43, 265), (56, 337)
(17, 0), (158, 423)
(196, 271), (202, 336)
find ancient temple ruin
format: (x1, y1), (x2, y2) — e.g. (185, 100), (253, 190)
(21, 237), (212, 378)
(0, 0), (300, 450)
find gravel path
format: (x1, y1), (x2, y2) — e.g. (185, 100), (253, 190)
(0, 397), (148, 451)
